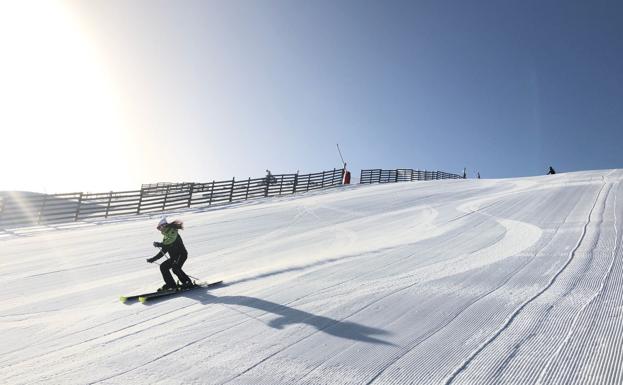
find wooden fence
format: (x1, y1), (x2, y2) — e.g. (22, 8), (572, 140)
(0, 169), (344, 228)
(360, 169), (463, 184)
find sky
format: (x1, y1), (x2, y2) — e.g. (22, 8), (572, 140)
(1, 0), (622, 193)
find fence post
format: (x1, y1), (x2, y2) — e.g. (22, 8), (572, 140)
(209, 181), (215, 206)
(278, 175), (284, 195)
(264, 176), (270, 197)
(293, 172), (298, 193)
(321, 171), (326, 188)
(162, 185), (170, 211)
(137, 188), (145, 214)
(229, 177), (235, 202)
(395, 170), (399, 183)
(245, 178), (251, 200)
(307, 174), (311, 191)
(37, 194), (48, 225)
(187, 183), (194, 208)
(105, 191), (112, 218)
(74, 193), (83, 222)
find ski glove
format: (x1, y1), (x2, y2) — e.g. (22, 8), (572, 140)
(146, 256), (158, 263)
(153, 242), (163, 248)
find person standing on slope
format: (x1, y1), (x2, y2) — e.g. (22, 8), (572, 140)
(147, 217), (193, 291)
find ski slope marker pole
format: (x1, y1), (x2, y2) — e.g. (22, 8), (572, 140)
(336, 143), (346, 169)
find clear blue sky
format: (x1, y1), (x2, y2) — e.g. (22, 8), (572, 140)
(1, 0), (622, 192)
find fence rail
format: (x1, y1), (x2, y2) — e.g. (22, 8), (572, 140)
(0, 168), (344, 228)
(360, 168), (463, 184)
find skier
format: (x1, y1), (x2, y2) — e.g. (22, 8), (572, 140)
(146, 217), (193, 291)
(547, 166), (556, 175)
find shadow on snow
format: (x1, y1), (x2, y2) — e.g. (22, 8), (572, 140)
(145, 286), (395, 346)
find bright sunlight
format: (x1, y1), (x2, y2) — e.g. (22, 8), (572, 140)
(0, 0), (134, 193)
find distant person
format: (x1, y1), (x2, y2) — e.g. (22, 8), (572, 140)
(147, 217), (193, 291)
(463, 168), (467, 179)
(477, 172), (481, 179)
(547, 166), (556, 175)
(264, 169), (277, 185)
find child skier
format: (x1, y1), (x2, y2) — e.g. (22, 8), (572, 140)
(147, 217), (193, 291)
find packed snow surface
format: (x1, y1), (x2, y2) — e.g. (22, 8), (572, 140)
(2, 170), (623, 385)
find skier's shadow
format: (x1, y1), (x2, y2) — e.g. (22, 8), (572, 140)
(168, 287), (394, 346)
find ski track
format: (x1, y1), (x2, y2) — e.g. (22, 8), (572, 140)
(362, 201), (576, 385)
(535, 179), (621, 385)
(536, 184), (617, 385)
(441, 176), (608, 385)
(2, 171), (623, 384)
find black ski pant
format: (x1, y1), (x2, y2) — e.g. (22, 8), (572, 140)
(160, 252), (191, 287)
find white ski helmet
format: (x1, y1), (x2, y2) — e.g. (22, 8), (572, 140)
(157, 217), (168, 228)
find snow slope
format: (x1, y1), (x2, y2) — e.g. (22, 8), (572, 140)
(2, 170), (623, 385)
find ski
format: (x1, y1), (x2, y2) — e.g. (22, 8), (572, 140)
(139, 280), (224, 303)
(120, 280), (223, 303)
(119, 293), (144, 303)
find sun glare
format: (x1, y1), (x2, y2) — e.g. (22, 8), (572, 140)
(0, 0), (134, 193)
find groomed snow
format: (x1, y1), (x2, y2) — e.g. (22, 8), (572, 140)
(1, 170), (622, 385)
